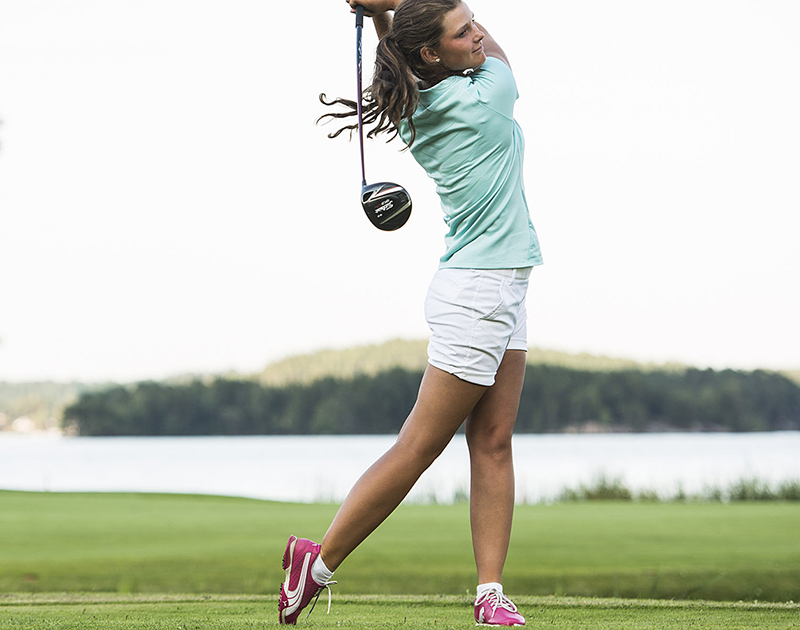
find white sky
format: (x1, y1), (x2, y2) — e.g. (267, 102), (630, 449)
(1, 0), (799, 383)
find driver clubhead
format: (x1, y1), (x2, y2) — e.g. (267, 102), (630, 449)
(361, 182), (412, 231)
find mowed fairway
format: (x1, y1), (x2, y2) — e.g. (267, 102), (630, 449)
(1, 491), (799, 610)
(1, 594), (798, 630)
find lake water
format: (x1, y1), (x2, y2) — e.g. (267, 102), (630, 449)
(1, 432), (798, 504)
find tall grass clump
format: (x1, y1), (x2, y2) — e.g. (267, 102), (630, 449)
(728, 478), (776, 501)
(726, 478), (800, 502)
(559, 475), (633, 502)
(776, 479), (800, 501)
(557, 476), (800, 504)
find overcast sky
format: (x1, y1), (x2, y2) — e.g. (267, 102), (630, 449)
(1, 0), (798, 383)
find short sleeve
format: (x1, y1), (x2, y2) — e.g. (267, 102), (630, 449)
(466, 57), (519, 118)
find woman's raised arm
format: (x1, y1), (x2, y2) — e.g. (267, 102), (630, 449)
(475, 21), (511, 68)
(347, 0), (398, 38)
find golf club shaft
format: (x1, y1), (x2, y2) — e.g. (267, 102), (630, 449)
(355, 4), (367, 187)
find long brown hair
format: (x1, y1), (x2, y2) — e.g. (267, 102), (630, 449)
(318, 0), (462, 147)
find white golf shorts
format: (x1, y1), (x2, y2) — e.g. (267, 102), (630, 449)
(424, 267), (532, 387)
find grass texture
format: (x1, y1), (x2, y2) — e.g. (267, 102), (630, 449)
(1, 491), (799, 603)
(1, 594), (798, 630)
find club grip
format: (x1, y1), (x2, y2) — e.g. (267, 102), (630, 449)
(355, 4), (364, 28)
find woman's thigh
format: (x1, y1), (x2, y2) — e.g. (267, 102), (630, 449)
(465, 349), (527, 446)
(396, 364), (487, 462)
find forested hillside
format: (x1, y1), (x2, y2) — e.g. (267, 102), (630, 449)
(64, 364), (800, 436)
(258, 339), (687, 385)
(7, 340), (800, 435)
(0, 382), (99, 429)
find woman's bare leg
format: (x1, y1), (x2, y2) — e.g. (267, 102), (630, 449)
(320, 364), (486, 570)
(465, 349), (526, 585)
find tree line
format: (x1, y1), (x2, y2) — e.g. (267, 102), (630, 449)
(63, 366), (800, 436)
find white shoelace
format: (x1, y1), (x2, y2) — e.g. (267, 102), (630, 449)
(306, 579), (338, 618)
(476, 589), (519, 616)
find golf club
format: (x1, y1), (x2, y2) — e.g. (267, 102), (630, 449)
(355, 4), (412, 231)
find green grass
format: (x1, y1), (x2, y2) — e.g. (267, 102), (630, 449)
(1, 491), (799, 603)
(0, 594), (798, 629)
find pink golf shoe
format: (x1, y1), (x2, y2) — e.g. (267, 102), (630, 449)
(474, 589), (526, 626)
(278, 535), (336, 624)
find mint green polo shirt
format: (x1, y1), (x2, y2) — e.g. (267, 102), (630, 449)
(398, 57), (543, 269)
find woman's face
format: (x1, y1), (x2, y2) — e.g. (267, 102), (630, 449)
(433, 2), (486, 72)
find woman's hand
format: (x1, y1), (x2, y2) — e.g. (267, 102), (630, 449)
(346, 0), (398, 18)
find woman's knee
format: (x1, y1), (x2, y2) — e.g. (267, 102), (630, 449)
(466, 421), (514, 461)
(394, 431), (449, 470)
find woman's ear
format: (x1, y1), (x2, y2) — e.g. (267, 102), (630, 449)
(420, 46), (441, 65)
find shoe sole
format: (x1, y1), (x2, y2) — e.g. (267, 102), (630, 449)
(476, 614), (525, 627)
(279, 535), (298, 624)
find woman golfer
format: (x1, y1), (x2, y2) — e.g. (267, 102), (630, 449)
(279, 0), (542, 625)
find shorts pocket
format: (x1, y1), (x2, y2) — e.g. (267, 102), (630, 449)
(478, 296), (505, 321)
(474, 272), (506, 321)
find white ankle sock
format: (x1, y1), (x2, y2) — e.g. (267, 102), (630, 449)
(311, 555), (334, 585)
(477, 582), (503, 598)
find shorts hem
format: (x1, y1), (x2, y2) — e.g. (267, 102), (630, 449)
(427, 358), (494, 387)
